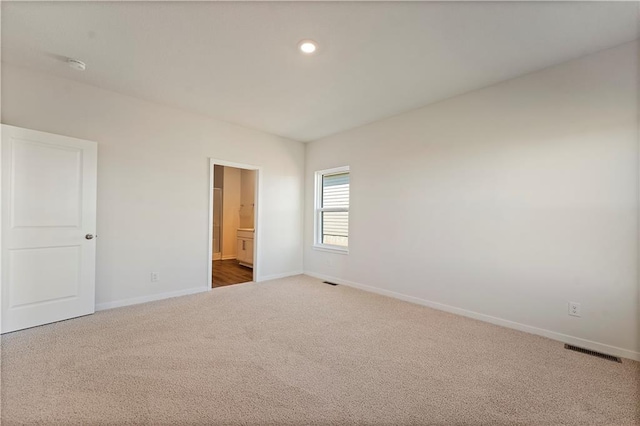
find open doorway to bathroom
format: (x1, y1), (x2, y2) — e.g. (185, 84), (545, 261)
(209, 160), (258, 288)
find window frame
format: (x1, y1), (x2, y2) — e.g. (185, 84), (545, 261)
(314, 166), (350, 254)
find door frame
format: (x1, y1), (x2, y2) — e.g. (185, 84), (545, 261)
(207, 158), (261, 289)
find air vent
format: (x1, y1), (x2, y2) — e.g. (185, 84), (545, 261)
(564, 344), (622, 363)
(323, 281), (338, 286)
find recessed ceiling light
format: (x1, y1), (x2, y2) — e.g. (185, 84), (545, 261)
(298, 40), (318, 55)
(67, 58), (86, 71)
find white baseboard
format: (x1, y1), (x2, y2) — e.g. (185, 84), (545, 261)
(95, 270), (303, 311)
(221, 255), (236, 261)
(96, 286), (210, 311)
(257, 270), (303, 283)
(304, 271), (640, 362)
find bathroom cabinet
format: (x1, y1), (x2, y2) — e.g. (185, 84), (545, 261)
(236, 228), (254, 268)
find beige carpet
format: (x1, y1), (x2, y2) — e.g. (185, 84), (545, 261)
(1, 275), (638, 425)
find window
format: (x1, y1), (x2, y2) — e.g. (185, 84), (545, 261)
(314, 166), (350, 252)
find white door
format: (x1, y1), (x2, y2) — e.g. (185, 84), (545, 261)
(1, 125), (97, 333)
(245, 239), (254, 266)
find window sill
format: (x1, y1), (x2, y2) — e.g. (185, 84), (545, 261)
(313, 244), (349, 255)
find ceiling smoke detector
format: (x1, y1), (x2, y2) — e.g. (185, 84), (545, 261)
(67, 58), (86, 71)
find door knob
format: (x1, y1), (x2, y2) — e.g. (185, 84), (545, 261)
(85, 234), (94, 240)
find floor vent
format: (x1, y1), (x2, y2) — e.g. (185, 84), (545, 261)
(323, 281), (339, 286)
(564, 344), (622, 363)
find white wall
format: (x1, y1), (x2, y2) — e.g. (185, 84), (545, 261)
(222, 166), (241, 259)
(304, 42), (639, 359)
(240, 169), (256, 229)
(1, 64), (305, 308)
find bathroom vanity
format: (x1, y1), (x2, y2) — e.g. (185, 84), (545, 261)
(236, 228), (254, 268)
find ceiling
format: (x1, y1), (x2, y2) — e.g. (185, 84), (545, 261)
(2, 2), (638, 142)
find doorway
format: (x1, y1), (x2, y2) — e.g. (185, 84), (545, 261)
(208, 159), (259, 288)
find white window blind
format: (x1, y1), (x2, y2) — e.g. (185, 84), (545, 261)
(315, 167), (349, 251)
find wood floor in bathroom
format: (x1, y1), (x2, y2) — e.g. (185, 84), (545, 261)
(212, 259), (254, 288)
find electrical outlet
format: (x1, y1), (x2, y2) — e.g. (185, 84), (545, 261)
(568, 302), (581, 317)
(151, 272), (160, 282)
